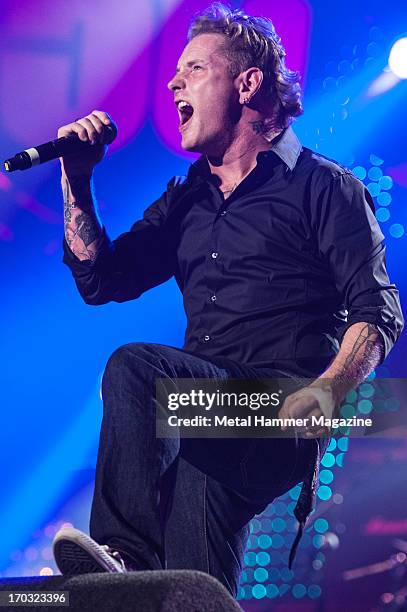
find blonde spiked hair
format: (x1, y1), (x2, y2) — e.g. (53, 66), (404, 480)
(188, 3), (303, 130)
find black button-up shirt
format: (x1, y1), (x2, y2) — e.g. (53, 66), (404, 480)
(63, 127), (404, 377)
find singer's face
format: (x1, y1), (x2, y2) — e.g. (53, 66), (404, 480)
(167, 33), (241, 155)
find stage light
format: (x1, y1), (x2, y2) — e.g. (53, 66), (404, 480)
(389, 37), (407, 79)
(256, 552), (270, 566)
(390, 223), (404, 238)
(252, 584), (267, 599)
(254, 567), (268, 582)
(377, 192), (392, 206)
(321, 453), (335, 468)
(271, 518), (286, 533)
(308, 584), (322, 598)
(314, 519), (329, 534)
(319, 469), (334, 484)
(317, 486), (332, 500)
(358, 399), (373, 414)
(266, 584), (279, 598)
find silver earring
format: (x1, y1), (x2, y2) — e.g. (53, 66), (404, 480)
(244, 97), (251, 105)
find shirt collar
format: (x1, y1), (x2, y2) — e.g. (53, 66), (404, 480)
(263, 125), (302, 171)
(188, 125), (302, 182)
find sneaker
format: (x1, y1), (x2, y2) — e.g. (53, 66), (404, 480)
(53, 527), (134, 575)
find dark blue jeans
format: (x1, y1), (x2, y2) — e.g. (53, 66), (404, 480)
(89, 342), (316, 597)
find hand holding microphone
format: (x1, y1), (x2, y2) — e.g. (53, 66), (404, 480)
(3, 110), (117, 176)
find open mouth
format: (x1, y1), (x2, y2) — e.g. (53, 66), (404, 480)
(177, 100), (194, 130)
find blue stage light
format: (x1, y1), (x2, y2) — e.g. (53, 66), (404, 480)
(319, 469), (334, 484)
(390, 223), (405, 238)
(252, 584), (267, 599)
(308, 584), (322, 599)
(389, 37), (407, 79)
(256, 552), (270, 566)
(321, 453), (335, 468)
(376, 208), (391, 222)
(254, 567), (268, 582)
(314, 518), (329, 534)
(317, 486), (332, 500)
(266, 584), (279, 598)
(293, 583), (307, 598)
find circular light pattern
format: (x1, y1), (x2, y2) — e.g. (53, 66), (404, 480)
(359, 383), (374, 397)
(345, 389), (358, 403)
(261, 518), (272, 531)
(333, 493), (344, 504)
(271, 518), (286, 533)
(317, 485), (332, 500)
(368, 182), (380, 197)
(252, 584), (267, 599)
(358, 399), (373, 414)
(280, 567), (294, 582)
(244, 551), (257, 566)
(256, 551), (270, 566)
(39, 567), (53, 576)
(287, 501), (296, 516)
(341, 403), (355, 418)
(266, 584), (279, 598)
(293, 583), (307, 598)
(385, 397), (400, 410)
(352, 166), (367, 180)
(308, 584), (322, 599)
(390, 223), (404, 238)
(257, 534), (272, 549)
(368, 166), (383, 181)
(274, 501), (288, 516)
(326, 438), (337, 451)
(370, 153), (384, 166)
(319, 469), (334, 484)
(379, 175), (393, 190)
(254, 567), (268, 583)
(321, 452), (335, 468)
(268, 567), (281, 581)
(389, 37), (407, 79)
(376, 207), (390, 222)
(377, 192), (392, 206)
(313, 534), (325, 548)
(337, 437), (349, 452)
(336, 453), (345, 467)
(289, 486), (301, 501)
(314, 518), (329, 534)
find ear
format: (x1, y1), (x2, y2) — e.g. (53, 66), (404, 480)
(237, 67), (264, 105)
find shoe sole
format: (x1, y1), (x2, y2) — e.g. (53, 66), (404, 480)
(54, 539), (108, 575)
(53, 528), (123, 575)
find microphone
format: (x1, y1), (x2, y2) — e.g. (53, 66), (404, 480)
(3, 123), (117, 172)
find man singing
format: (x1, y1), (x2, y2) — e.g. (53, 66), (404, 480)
(52, 4), (403, 597)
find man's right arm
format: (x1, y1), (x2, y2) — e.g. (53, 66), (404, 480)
(59, 111), (177, 305)
(62, 172), (103, 262)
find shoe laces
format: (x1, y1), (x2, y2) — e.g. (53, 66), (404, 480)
(100, 544), (127, 571)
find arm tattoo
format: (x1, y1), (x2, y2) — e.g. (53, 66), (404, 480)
(63, 175), (102, 261)
(324, 323), (385, 406)
(342, 323), (384, 377)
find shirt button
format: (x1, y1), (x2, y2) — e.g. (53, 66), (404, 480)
(220, 210), (227, 216)
(210, 295), (217, 302)
(203, 335), (211, 342)
(211, 252), (218, 259)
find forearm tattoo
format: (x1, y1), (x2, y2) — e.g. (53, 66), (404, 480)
(336, 323), (384, 387)
(63, 176), (102, 261)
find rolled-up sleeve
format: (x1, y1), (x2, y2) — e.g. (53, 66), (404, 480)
(315, 171), (404, 361)
(62, 184), (177, 305)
